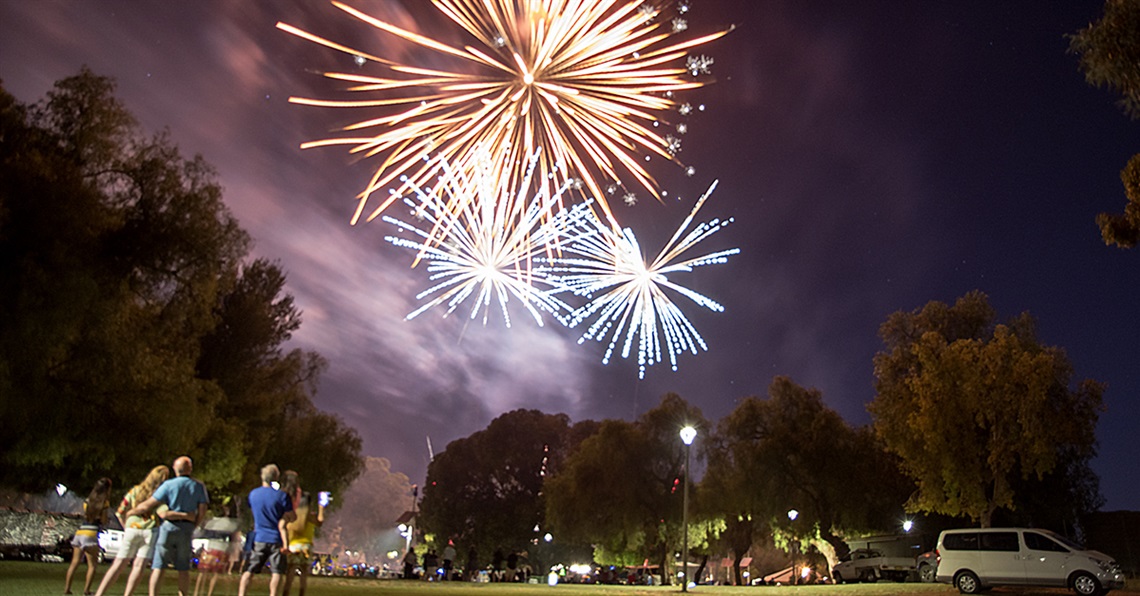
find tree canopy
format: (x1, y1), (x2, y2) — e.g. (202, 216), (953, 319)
(1070, 0), (1140, 247)
(0, 69), (362, 498)
(544, 394), (706, 582)
(1071, 0), (1140, 120)
(868, 291), (1104, 527)
(418, 409), (596, 566)
(703, 376), (912, 579)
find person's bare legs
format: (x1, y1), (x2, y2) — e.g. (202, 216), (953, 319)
(123, 558), (147, 596)
(176, 570), (191, 596)
(65, 548), (83, 594)
(281, 567), (295, 596)
(194, 570), (205, 596)
(206, 572), (220, 596)
(268, 573), (282, 596)
(148, 568), (164, 596)
(82, 549), (99, 594)
(93, 556), (128, 596)
(297, 569), (308, 596)
(237, 571), (253, 596)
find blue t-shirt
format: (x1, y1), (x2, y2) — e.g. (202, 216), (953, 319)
(152, 476), (209, 519)
(248, 486), (293, 544)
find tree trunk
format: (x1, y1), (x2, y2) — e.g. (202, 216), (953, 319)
(812, 537), (840, 573)
(981, 501), (995, 528)
(732, 552), (745, 585)
(816, 526), (846, 571)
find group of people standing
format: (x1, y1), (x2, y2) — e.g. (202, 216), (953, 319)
(400, 545), (530, 583)
(62, 458), (326, 596)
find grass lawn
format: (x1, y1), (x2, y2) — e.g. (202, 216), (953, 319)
(1, 561), (1135, 596)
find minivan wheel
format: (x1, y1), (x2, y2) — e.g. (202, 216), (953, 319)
(1071, 571), (1102, 596)
(833, 571), (844, 584)
(919, 563), (936, 583)
(954, 571), (981, 594)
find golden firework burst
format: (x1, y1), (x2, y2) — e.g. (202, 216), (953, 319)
(278, 0), (728, 226)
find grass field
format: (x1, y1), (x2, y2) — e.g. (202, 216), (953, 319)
(1, 562), (1135, 596)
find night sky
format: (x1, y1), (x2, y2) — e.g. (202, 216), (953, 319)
(3, 1), (1137, 512)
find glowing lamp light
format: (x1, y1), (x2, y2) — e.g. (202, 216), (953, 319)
(55, 484), (67, 497)
(547, 572), (558, 586)
(903, 520), (914, 533)
(801, 566), (811, 579)
(680, 426), (697, 445)
(271, 481), (280, 490)
(544, 533), (553, 543)
(397, 523), (408, 533)
(788, 509), (799, 521)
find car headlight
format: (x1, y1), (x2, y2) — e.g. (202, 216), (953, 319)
(1089, 557), (1113, 573)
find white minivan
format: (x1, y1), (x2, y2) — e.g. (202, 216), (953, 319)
(935, 528), (1125, 596)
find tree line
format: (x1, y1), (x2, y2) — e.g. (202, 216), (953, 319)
(0, 69), (364, 502)
(418, 292), (1104, 585)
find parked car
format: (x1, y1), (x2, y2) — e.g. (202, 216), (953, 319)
(915, 550), (938, 583)
(97, 516), (125, 563)
(833, 548), (914, 583)
(935, 527), (1125, 596)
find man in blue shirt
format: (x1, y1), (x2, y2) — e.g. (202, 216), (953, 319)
(238, 464), (295, 596)
(127, 456), (208, 596)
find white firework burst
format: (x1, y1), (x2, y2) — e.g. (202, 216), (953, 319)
(540, 180), (738, 378)
(382, 149), (581, 327)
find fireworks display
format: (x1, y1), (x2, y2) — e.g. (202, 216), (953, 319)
(278, 0), (729, 226)
(382, 149), (576, 327)
(540, 180), (738, 378)
(283, 1), (739, 378)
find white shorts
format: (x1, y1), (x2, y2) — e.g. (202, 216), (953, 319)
(119, 527), (157, 560)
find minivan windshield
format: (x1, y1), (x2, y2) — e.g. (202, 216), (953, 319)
(1040, 529), (1083, 551)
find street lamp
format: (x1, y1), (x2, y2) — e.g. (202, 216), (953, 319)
(679, 425), (697, 592)
(787, 510), (799, 585)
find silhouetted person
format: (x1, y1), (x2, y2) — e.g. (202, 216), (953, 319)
(465, 546), (477, 582)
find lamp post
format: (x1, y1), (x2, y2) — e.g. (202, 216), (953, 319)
(787, 509), (798, 585)
(679, 425), (697, 592)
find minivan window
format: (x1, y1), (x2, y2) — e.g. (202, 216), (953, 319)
(979, 531), (1019, 552)
(1024, 531), (1069, 553)
(1047, 531), (1084, 551)
(943, 532), (979, 550)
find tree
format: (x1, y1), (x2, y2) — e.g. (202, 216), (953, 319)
(0, 69), (246, 490)
(998, 444), (1104, 538)
(544, 394), (707, 583)
(703, 377), (911, 579)
(1069, 0), (1140, 247)
(418, 409), (595, 568)
(1071, 0), (1140, 120)
(1095, 154), (1140, 248)
(868, 291), (1104, 527)
(195, 258), (363, 492)
(0, 69), (362, 499)
(317, 457), (414, 559)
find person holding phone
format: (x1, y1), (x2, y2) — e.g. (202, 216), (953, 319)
(282, 482), (326, 596)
